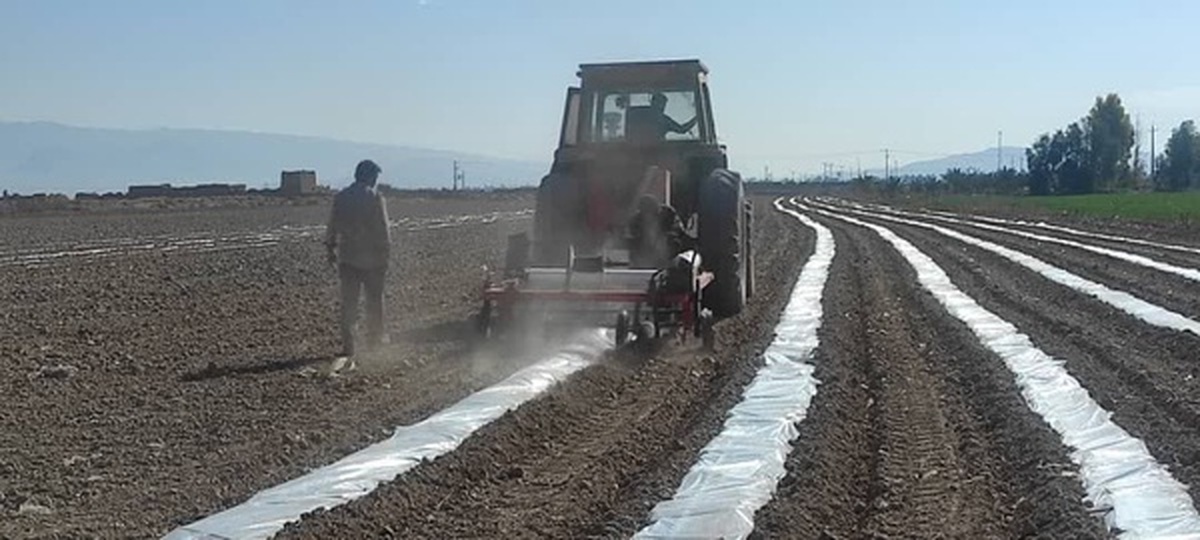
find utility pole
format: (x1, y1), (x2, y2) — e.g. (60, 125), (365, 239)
(856, 157), (862, 179)
(997, 130), (1003, 172)
(1134, 115), (1142, 180)
(884, 149), (890, 181)
(452, 160), (466, 190)
(1150, 125), (1157, 179)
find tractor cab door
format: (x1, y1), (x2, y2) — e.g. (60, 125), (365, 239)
(559, 87), (581, 148)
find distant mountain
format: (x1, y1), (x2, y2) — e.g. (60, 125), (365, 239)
(865, 146), (1030, 177)
(0, 121), (548, 195)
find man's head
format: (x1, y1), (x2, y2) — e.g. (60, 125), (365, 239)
(355, 159), (382, 186)
(650, 93), (668, 111)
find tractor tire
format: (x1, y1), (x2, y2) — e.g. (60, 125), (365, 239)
(533, 172), (579, 266)
(743, 199), (755, 299)
(697, 168), (746, 318)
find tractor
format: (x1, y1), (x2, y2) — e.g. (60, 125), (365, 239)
(479, 59), (752, 346)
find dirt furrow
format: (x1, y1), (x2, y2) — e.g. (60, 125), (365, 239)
(863, 215), (1200, 508)
(750, 211), (1108, 538)
(901, 203), (1200, 249)
(277, 198), (813, 539)
(862, 210), (1200, 319)
(926, 215), (1200, 271)
(862, 303), (994, 537)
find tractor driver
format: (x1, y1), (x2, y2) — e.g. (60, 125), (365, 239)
(628, 194), (692, 268)
(650, 93), (698, 139)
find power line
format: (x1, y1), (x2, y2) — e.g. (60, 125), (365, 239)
(887, 149), (951, 157)
(741, 148), (949, 160)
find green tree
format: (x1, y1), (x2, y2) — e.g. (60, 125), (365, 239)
(1026, 122), (1091, 195)
(1157, 120), (1200, 192)
(1060, 122), (1093, 194)
(1085, 93), (1135, 191)
(1027, 134), (1054, 195)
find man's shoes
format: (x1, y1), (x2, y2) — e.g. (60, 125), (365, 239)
(326, 355), (354, 376)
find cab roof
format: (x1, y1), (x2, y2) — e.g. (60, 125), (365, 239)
(576, 59), (708, 88)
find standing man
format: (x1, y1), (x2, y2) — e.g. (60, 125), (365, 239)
(325, 159), (391, 357)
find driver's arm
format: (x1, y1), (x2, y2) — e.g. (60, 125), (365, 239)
(666, 116), (698, 134)
(679, 116), (698, 133)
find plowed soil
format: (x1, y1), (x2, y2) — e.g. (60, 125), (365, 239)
(837, 207), (1200, 507)
(276, 199), (813, 539)
(7, 191), (1199, 539)
(924, 213), (1200, 271)
(0, 196), (536, 538)
(749, 207), (1108, 539)
(876, 212), (1200, 319)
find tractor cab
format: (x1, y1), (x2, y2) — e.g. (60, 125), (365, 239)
(544, 60), (731, 261)
(561, 59), (720, 148)
(490, 59), (751, 342)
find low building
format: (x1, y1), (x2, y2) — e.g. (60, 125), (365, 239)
(128, 184), (174, 198)
(127, 183), (246, 198)
(280, 170), (318, 196)
(176, 183), (247, 197)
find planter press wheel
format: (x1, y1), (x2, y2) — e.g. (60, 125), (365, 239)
(474, 299), (493, 338)
(616, 310), (630, 346)
(631, 303), (655, 343)
(699, 309), (716, 351)
(638, 320), (657, 343)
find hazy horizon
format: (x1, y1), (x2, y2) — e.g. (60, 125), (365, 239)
(0, 120), (1039, 195)
(3, 1), (1199, 177)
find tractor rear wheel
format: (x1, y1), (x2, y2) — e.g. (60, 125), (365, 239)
(743, 199), (755, 299)
(697, 168), (746, 318)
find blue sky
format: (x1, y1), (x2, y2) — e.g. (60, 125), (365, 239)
(3, 0), (1198, 176)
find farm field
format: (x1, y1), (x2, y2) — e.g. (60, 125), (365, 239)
(3, 192), (1200, 538)
(906, 191), (1200, 230)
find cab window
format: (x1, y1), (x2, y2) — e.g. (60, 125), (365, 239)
(591, 90), (700, 143)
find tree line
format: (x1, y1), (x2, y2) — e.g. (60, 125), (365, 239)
(821, 93), (1200, 198)
(1027, 93), (1198, 195)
